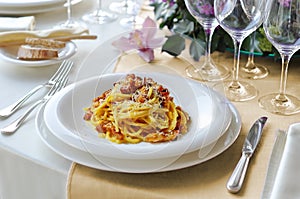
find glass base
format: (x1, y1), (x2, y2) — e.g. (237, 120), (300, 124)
(54, 19), (84, 29)
(120, 16), (143, 28)
(258, 93), (300, 115)
(82, 10), (118, 24)
(185, 62), (229, 82)
(240, 63), (269, 79)
(109, 0), (136, 14)
(213, 80), (258, 102)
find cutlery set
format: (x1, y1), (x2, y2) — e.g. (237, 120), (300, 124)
(0, 60), (73, 134)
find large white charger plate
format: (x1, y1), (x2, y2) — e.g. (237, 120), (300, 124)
(43, 72), (232, 160)
(0, 0), (66, 15)
(37, 97), (241, 173)
(0, 41), (77, 67)
(0, 0), (64, 7)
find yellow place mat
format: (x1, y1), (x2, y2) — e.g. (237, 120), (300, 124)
(111, 48), (232, 77)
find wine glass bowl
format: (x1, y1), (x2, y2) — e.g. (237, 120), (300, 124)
(184, 0), (229, 82)
(258, 0), (300, 115)
(213, 0), (265, 101)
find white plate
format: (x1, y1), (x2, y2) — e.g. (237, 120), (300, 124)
(43, 73), (232, 160)
(37, 99), (241, 173)
(0, 4), (63, 15)
(0, 0), (64, 7)
(0, 41), (77, 67)
(0, 0), (65, 15)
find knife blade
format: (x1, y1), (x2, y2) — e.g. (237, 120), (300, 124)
(226, 116), (268, 193)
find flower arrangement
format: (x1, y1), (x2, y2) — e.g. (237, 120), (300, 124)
(112, 17), (166, 62)
(150, 0), (277, 60)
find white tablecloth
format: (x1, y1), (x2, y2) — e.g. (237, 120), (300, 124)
(0, 1), (134, 198)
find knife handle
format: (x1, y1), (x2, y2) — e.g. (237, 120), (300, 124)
(226, 153), (251, 193)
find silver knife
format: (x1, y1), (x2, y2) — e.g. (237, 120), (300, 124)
(226, 116), (268, 193)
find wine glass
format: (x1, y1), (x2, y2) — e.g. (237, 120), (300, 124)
(240, 32), (269, 79)
(82, 0), (118, 24)
(258, 0), (300, 115)
(55, 0), (82, 29)
(213, 0), (266, 101)
(184, 0), (229, 82)
(119, 0), (143, 28)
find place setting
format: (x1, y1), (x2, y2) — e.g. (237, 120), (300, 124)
(15, 0), (300, 177)
(1, 0), (300, 198)
(18, 15), (241, 174)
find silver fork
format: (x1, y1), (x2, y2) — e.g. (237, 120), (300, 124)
(0, 60), (73, 118)
(0, 71), (69, 135)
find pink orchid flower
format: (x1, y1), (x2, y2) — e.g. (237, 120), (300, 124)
(112, 17), (166, 62)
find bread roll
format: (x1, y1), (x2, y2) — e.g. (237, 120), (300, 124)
(17, 38), (66, 60)
(24, 38), (66, 48)
(17, 45), (59, 60)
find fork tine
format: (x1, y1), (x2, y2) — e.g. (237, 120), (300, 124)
(53, 60), (73, 83)
(50, 60), (73, 82)
(46, 63), (72, 97)
(52, 76), (68, 96)
(50, 60), (67, 81)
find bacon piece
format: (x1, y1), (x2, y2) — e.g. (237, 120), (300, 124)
(119, 74), (143, 94)
(83, 110), (93, 121)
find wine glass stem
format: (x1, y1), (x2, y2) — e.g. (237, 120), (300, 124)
(232, 39), (242, 87)
(67, 0), (72, 21)
(97, 0), (102, 11)
(278, 55), (291, 99)
(248, 32), (256, 66)
(204, 27), (215, 64)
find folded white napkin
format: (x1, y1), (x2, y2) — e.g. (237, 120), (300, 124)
(0, 16), (35, 31)
(262, 123), (300, 199)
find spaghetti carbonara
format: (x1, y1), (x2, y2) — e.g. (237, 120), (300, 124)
(83, 74), (190, 144)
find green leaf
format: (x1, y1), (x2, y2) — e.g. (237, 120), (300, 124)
(172, 20), (194, 34)
(189, 39), (205, 61)
(163, 5), (177, 20)
(153, 3), (165, 20)
(162, 34), (185, 56)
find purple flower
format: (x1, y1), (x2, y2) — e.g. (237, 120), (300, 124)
(198, 3), (214, 15)
(112, 17), (166, 62)
(162, 0), (176, 6)
(278, 0), (291, 7)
